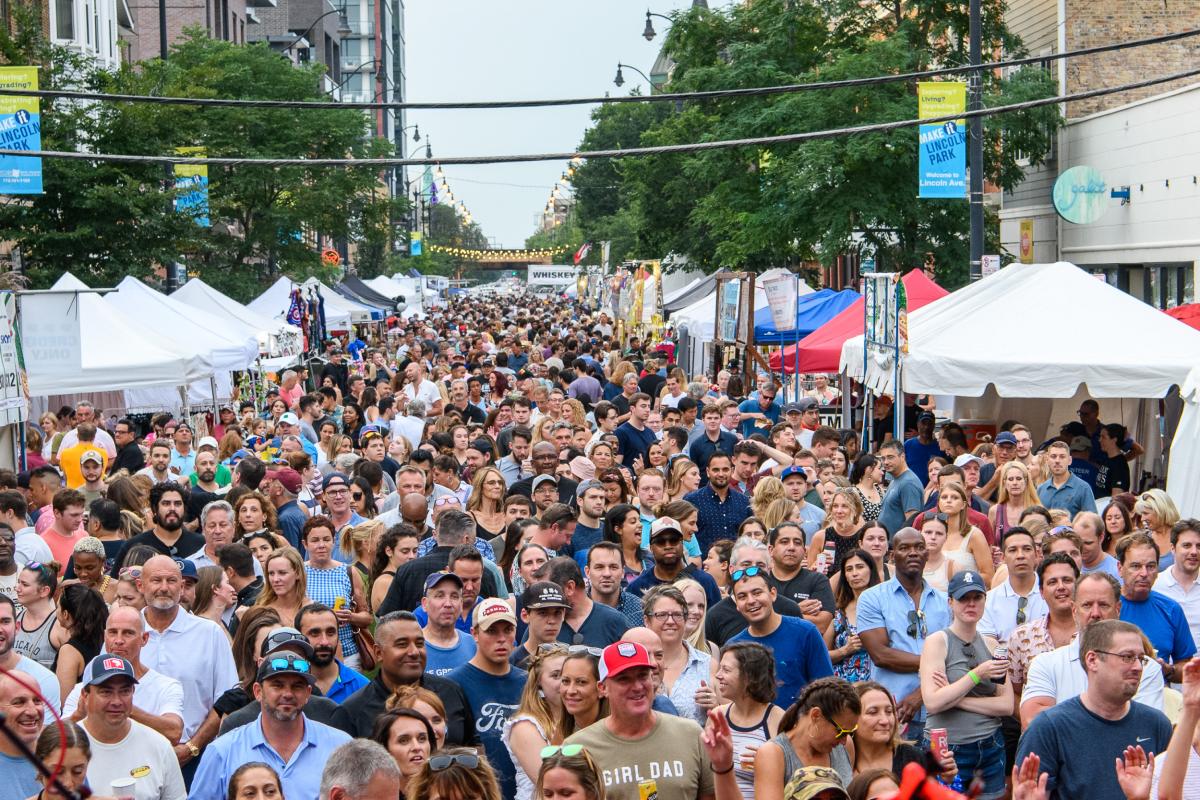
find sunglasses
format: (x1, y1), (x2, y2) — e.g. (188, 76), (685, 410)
(266, 657), (310, 673)
(118, 566), (143, 581)
(352, 492), (364, 500)
(823, 712), (858, 739)
(540, 744), (585, 759)
(429, 753), (480, 772)
(651, 534), (682, 546)
(730, 566), (764, 583)
(906, 609), (928, 638)
(539, 642), (603, 658)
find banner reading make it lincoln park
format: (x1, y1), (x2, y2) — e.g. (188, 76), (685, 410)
(917, 81), (967, 199)
(0, 66), (42, 195)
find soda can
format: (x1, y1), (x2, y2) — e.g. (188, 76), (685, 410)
(929, 728), (949, 758)
(638, 779), (658, 800)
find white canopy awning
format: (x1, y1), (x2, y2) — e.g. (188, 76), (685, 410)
(172, 278), (303, 357)
(249, 277), (353, 330)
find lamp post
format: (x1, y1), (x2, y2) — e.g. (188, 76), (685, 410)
(401, 124), (420, 142)
(613, 62), (652, 89)
(642, 10), (673, 41)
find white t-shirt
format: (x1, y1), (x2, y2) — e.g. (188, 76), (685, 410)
(13, 527), (51, 567)
(0, 570), (17, 611)
(403, 378), (443, 409)
(59, 427), (117, 459)
(1150, 741), (1200, 800)
(1022, 636), (1163, 710)
(390, 415), (426, 450)
(63, 667), (185, 725)
(84, 719), (186, 800)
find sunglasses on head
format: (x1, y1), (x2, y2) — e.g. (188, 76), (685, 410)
(540, 744), (585, 759)
(429, 753), (480, 772)
(730, 566), (764, 583)
(266, 657), (310, 673)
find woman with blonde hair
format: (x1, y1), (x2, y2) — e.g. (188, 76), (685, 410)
(322, 434), (352, 469)
(534, 746), (607, 800)
(751, 476), (787, 520)
(466, 466), (508, 541)
(340, 518), (384, 584)
(531, 416), (556, 447)
(253, 547), (310, 624)
(1134, 488), (1181, 567)
(939, 482), (994, 585)
(808, 487), (865, 574)
(988, 461), (1040, 539)
(561, 399), (588, 429)
(503, 644), (568, 800)
(663, 458), (701, 504)
(674, 577), (718, 659)
(406, 748), (501, 800)
(760, 498), (799, 533)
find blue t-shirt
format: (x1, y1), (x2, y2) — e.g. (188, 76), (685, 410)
(1119, 591), (1197, 664)
(1015, 696), (1172, 800)
(903, 436), (944, 483)
(425, 631), (478, 676)
(737, 397), (781, 438)
(796, 502), (825, 540)
(447, 662), (527, 800)
(730, 615), (834, 709)
(0, 752), (38, 800)
(557, 601), (630, 648)
(878, 469), (925, 536)
(1081, 554), (1123, 584)
(570, 522), (604, 567)
(615, 421), (658, 469)
(1068, 458), (1099, 491)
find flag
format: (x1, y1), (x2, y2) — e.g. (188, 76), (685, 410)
(573, 242), (591, 265)
(286, 288), (303, 327)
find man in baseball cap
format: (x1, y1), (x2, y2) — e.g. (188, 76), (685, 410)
(446, 598), (526, 800)
(173, 557), (200, 610)
(564, 639), (716, 799)
(79, 449), (108, 503)
(264, 466), (307, 550)
(512, 582), (569, 668)
(421, 572), (475, 677)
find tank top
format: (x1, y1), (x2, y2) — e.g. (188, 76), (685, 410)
(770, 732), (853, 788)
(502, 714), (549, 800)
(726, 704), (773, 799)
(926, 629), (1002, 745)
(824, 527), (862, 574)
(923, 561), (950, 593)
(15, 610), (56, 669)
(853, 486), (883, 522)
(54, 635), (100, 674)
(945, 531), (980, 573)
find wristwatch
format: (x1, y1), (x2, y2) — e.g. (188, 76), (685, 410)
(186, 743), (200, 758)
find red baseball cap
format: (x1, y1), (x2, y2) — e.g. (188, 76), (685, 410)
(598, 641), (654, 681)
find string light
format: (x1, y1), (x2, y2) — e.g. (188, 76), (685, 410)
(426, 243), (570, 261)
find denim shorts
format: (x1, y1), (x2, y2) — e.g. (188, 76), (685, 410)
(925, 728), (1006, 800)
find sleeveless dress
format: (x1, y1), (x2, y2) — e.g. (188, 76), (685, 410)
(726, 704), (773, 799)
(304, 564), (359, 659)
(823, 527), (862, 574)
(770, 732), (853, 788)
(853, 486), (883, 522)
(831, 609), (872, 682)
(502, 714), (549, 800)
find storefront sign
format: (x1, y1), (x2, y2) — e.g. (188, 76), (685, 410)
(1053, 166), (1109, 224)
(528, 265), (580, 287)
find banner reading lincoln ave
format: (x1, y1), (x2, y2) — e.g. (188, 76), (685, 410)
(917, 81), (967, 199)
(0, 66), (42, 194)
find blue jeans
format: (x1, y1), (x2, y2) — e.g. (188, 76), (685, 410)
(927, 729), (1006, 800)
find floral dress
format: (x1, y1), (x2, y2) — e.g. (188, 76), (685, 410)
(832, 608), (872, 682)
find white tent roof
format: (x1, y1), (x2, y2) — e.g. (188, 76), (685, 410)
(662, 277), (705, 307)
(249, 277), (353, 330)
(1167, 366), (1200, 517)
(364, 275), (410, 300)
(107, 277), (259, 371)
(303, 278), (383, 324)
(20, 274), (200, 396)
(172, 278), (302, 357)
(841, 261), (1200, 397)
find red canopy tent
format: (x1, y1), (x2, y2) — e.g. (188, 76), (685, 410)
(769, 270), (949, 374)
(1165, 303), (1200, 330)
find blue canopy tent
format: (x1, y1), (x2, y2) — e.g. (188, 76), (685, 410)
(753, 288), (861, 344)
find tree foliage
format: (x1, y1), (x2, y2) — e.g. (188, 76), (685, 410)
(568, 0), (1060, 287)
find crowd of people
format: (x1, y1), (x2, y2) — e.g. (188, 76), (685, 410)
(0, 290), (1198, 800)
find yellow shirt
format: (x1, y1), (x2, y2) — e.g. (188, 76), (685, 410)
(57, 441), (109, 488)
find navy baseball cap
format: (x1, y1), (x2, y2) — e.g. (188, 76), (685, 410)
(173, 558), (199, 582)
(995, 431), (1018, 446)
(423, 571), (464, 594)
(947, 570), (987, 600)
(83, 654), (139, 687)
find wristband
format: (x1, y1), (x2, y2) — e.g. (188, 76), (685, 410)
(712, 762), (735, 775)
(967, 669), (981, 686)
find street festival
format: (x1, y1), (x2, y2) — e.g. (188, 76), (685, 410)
(1, 3), (1200, 800)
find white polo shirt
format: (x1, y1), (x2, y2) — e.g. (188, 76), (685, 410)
(1022, 635), (1164, 711)
(1152, 567), (1200, 648)
(980, 577), (1048, 644)
(140, 609), (238, 741)
(63, 666), (185, 726)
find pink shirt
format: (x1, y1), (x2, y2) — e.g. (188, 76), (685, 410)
(41, 528), (85, 575)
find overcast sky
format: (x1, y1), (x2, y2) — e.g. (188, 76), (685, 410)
(404, 0), (711, 249)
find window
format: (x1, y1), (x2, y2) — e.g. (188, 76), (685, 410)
(56, 0), (74, 39)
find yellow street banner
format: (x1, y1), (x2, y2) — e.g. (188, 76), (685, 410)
(0, 66), (42, 194)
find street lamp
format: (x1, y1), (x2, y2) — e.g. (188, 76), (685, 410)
(401, 124), (421, 142)
(643, 10), (672, 41)
(614, 62), (651, 89)
(284, 5), (352, 52)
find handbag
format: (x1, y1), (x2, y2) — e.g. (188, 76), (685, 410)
(346, 564), (377, 672)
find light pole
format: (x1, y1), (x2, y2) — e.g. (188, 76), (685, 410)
(400, 124), (420, 142)
(642, 10), (672, 41)
(614, 62), (652, 89)
(968, 0), (984, 281)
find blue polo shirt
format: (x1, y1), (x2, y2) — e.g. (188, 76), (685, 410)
(190, 714), (351, 800)
(324, 660), (370, 704)
(856, 577), (951, 723)
(1037, 474), (1098, 517)
(1119, 590), (1197, 664)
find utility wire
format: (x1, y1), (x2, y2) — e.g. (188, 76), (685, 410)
(1, 65), (1194, 168)
(1, 27), (1198, 111)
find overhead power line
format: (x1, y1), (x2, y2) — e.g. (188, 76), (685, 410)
(1, 27), (1198, 111)
(1, 65), (1195, 168)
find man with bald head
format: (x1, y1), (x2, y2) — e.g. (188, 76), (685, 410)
(401, 492), (431, 534)
(63, 605), (185, 744)
(621, 626), (682, 716)
(137, 555), (238, 777)
(509, 442), (579, 507)
(0, 670), (43, 800)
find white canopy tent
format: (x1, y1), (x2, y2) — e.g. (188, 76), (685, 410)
(1168, 367), (1200, 517)
(304, 278), (383, 325)
(249, 277), (355, 330)
(840, 262), (1200, 485)
(364, 275), (409, 299)
(19, 273), (201, 396)
(172, 278), (303, 357)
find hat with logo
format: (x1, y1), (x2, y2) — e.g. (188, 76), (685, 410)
(267, 466), (304, 494)
(780, 465), (809, 483)
(197, 436), (220, 451)
(953, 453), (983, 469)
(423, 571), (464, 595)
(918, 411), (935, 423)
(521, 581), (569, 610)
(256, 651), (315, 686)
(278, 412), (300, 427)
(83, 653), (139, 687)
(173, 558), (199, 583)
(995, 431), (1018, 446)
(782, 766), (851, 800)
(598, 640), (655, 681)
(472, 597), (517, 631)
(1069, 435), (1093, 453)
(260, 626), (316, 658)
(947, 569), (987, 600)
(532, 474), (558, 492)
(648, 517), (683, 542)
(80, 449), (104, 466)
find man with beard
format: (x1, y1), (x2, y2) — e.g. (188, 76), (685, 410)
(767, 521), (835, 633)
(296, 603), (370, 704)
(1016, 619), (1172, 800)
(78, 654), (186, 800)
(137, 556), (238, 778)
(684, 453), (751, 553)
(191, 653), (351, 800)
(332, 611), (477, 742)
(137, 441), (175, 485)
(0, 670), (44, 800)
(184, 451), (223, 527)
(111, 482), (203, 574)
(628, 518), (722, 608)
(1116, 532), (1196, 685)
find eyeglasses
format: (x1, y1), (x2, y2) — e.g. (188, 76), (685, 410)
(1094, 650), (1148, 667)
(433, 496), (460, 508)
(730, 566), (765, 583)
(1016, 595), (1028, 626)
(266, 657), (310, 673)
(648, 611), (685, 623)
(823, 713), (858, 739)
(429, 753), (481, 772)
(906, 609), (928, 638)
(540, 744), (585, 759)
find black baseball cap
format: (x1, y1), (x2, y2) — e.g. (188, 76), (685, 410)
(521, 581), (569, 610)
(256, 652), (315, 685)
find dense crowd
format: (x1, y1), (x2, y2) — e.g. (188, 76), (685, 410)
(0, 291), (1198, 800)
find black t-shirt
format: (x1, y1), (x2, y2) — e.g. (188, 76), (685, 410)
(769, 569), (836, 613)
(448, 402), (487, 426)
(377, 545), (499, 617)
(610, 394), (631, 417)
(109, 529), (206, 576)
(1093, 453), (1131, 498)
(639, 373), (665, 401)
(186, 488), (219, 524)
(331, 674), (478, 745)
(705, 594), (804, 646)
